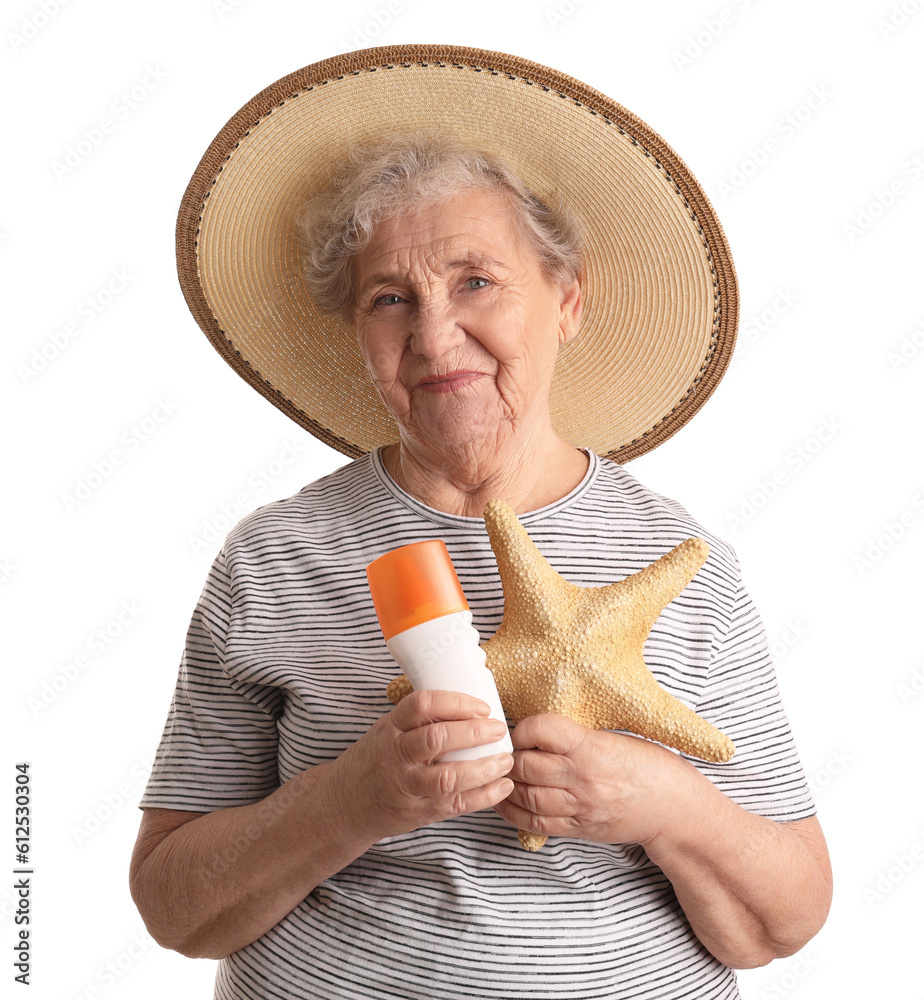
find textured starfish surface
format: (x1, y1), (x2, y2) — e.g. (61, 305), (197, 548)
(386, 499), (735, 851)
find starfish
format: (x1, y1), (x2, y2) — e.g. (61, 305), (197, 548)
(387, 499), (735, 851)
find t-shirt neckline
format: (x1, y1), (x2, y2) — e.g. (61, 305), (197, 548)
(370, 446), (600, 528)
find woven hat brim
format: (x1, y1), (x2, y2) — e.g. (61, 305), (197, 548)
(177, 44), (738, 462)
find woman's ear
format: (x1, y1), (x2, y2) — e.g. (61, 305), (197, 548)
(558, 276), (583, 345)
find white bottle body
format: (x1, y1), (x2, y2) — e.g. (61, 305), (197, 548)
(385, 610), (513, 761)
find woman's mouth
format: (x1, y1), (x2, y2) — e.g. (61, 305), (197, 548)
(416, 371), (484, 394)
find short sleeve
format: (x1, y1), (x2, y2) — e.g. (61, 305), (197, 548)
(139, 550), (283, 812)
(691, 563), (816, 823)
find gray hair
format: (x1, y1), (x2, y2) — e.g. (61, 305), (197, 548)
(297, 134), (583, 320)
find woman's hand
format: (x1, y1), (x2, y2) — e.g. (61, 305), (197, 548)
(329, 689), (515, 843)
(493, 712), (832, 968)
(130, 692), (512, 960)
(492, 713), (678, 846)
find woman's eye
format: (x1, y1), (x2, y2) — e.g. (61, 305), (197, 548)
(464, 278), (490, 290)
(374, 293), (404, 307)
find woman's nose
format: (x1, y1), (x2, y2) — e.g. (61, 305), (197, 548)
(408, 301), (466, 359)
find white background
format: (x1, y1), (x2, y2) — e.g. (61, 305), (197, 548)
(4, 0), (923, 997)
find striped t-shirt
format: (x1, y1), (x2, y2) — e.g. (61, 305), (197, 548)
(140, 447), (815, 999)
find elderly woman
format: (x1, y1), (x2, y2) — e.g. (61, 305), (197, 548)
(131, 48), (830, 1000)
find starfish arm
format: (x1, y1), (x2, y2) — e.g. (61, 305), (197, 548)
(518, 830), (548, 851)
(596, 537), (710, 634)
(595, 677), (736, 763)
(482, 499), (578, 632)
(486, 638), (735, 763)
(386, 675), (414, 704)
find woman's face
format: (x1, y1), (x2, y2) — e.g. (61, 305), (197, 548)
(351, 187), (582, 453)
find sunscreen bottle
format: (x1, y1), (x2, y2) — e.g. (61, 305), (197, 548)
(366, 540), (513, 761)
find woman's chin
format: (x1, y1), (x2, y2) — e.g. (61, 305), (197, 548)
(403, 397), (502, 450)
(406, 415), (499, 452)
(416, 426), (489, 450)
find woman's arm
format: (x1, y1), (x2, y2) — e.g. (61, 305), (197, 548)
(130, 765), (370, 960)
(493, 714), (832, 969)
(130, 690), (513, 959)
(645, 806), (830, 968)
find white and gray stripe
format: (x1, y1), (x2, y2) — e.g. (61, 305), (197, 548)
(141, 447), (814, 999)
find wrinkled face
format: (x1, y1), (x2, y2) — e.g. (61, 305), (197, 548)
(351, 187), (581, 452)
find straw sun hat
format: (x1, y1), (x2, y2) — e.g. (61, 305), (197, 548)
(176, 43), (738, 463)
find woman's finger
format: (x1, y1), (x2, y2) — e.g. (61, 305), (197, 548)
(504, 780), (576, 819)
(398, 717), (511, 765)
(439, 776), (516, 821)
(493, 796), (561, 838)
(510, 713), (586, 754)
(409, 753), (514, 800)
(390, 688), (491, 732)
(464, 776), (517, 814)
(507, 747), (574, 788)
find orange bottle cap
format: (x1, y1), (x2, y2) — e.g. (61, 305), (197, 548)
(366, 540), (469, 640)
